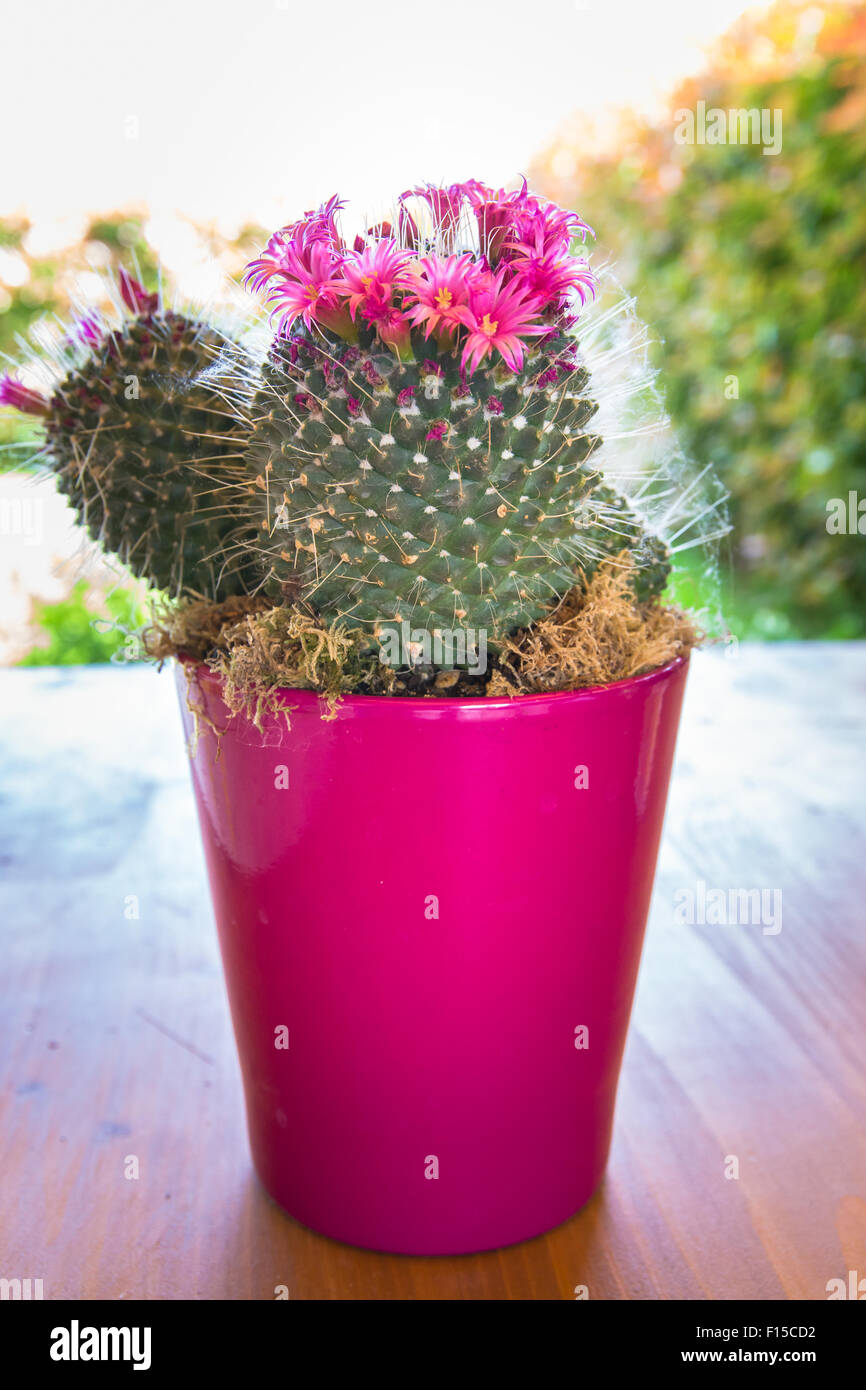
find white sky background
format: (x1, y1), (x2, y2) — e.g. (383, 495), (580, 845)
(2, 0), (763, 240)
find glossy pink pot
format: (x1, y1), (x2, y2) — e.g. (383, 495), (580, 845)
(176, 656), (688, 1255)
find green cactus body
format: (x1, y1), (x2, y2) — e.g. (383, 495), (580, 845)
(246, 326), (668, 648)
(46, 306), (250, 599)
(574, 485), (671, 602)
(247, 327), (600, 641)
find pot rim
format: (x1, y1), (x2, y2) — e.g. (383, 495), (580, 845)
(178, 652), (689, 715)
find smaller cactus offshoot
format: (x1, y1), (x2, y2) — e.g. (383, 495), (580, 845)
(1, 272), (252, 600)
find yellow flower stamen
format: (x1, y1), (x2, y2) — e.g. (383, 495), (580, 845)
(435, 287), (453, 310)
(481, 313), (498, 337)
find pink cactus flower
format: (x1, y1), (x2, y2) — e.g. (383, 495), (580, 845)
(463, 179), (539, 262)
(67, 312), (104, 349)
(365, 300), (414, 360)
(400, 181), (473, 248)
(506, 200), (592, 257)
(246, 231), (349, 336)
(473, 202), (518, 265)
(459, 270), (548, 375)
(117, 269), (159, 316)
(507, 240), (596, 311)
(244, 196), (351, 335)
(403, 254), (478, 339)
(337, 241), (414, 323)
(503, 204), (596, 309)
(0, 373), (50, 416)
(256, 196), (346, 276)
(302, 194), (346, 247)
(466, 180), (593, 271)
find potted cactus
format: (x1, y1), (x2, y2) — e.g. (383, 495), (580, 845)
(2, 180), (719, 1255)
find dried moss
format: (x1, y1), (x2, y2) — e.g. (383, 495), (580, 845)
(143, 593), (272, 664)
(143, 555), (700, 722)
(488, 559), (700, 696)
(209, 606), (394, 727)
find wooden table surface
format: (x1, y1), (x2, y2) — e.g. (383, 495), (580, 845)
(1, 644), (864, 1301)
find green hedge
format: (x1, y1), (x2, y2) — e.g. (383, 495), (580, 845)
(535, 3), (866, 637)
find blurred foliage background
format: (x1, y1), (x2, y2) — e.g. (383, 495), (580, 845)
(533, 0), (866, 638)
(2, 0), (864, 659)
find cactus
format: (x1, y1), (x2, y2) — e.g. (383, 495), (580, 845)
(0, 184), (677, 673)
(575, 485), (672, 603)
(0, 271), (251, 599)
(242, 182), (670, 653)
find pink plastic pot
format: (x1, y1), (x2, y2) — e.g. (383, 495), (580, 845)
(176, 655), (688, 1255)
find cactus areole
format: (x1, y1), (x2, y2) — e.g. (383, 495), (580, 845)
(242, 181), (670, 656)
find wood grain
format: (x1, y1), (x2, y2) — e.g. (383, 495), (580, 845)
(1, 645), (864, 1300)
